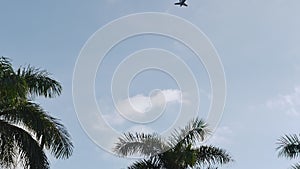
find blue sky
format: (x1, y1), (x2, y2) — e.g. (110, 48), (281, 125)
(1, 0), (300, 169)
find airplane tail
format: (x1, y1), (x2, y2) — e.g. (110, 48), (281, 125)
(183, 3), (188, 6)
(174, 2), (181, 5)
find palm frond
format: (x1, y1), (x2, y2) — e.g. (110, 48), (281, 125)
(0, 57), (27, 105)
(159, 145), (197, 168)
(195, 145), (233, 167)
(43, 116), (73, 159)
(17, 66), (62, 98)
(0, 57), (13, 72)
(0, 120), (49, 169)
(0, 101), (73, 159)
(114, 118), (233, 169)
(168, 118), (210, 147)
(114, 132), (167, 157)
(0, 133), (16, 168)
(277, 134), (300, 159)
(291, 163), (300, 169)
(128, 157), (161, 169)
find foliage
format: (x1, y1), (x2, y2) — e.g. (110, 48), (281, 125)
(277, 134), (300, 169)
(114, 118), (233, 169)
(0, 57), (73, 169)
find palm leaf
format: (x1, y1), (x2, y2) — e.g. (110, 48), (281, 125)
(195, 145), (233, 167)
(277, 134), (300, 159)
(128, 157), (161, 169)
(0, 133), (16, 168)
(0, 57), (13, 73)
(0, 120), (49, 169)
(0, 101), (73, 159)
(17, 66), (62, 98)
(114, 118), (233, 169)
(168, 118), (210, 148)
(114, 132), (167, 157)
(291, 163), (300, 169)
(0, 57), (73, 168)
(0, 57), (27, 105)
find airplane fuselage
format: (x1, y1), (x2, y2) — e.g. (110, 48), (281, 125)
(175, 0), (188, 7)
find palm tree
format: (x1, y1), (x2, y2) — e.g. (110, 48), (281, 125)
(114, 118), (233, 169)
(277, 134), (300, 169)
(0, 57), (73, 169)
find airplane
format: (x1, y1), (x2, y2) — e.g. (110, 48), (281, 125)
(174, 0), (188, 7)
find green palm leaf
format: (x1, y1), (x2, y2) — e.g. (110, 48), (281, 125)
(1, 101), (73, 159)
(0, 56), (73, 168)
(291, 163), (300, 169)
(195, 145), (233, 167)
(114, 118), (233, 169)
(0, 57), (27, 105)
(168, 118), (210, 148)
(17, 66), (62, 98)
(0, 120), (49, 169)
(114, 132), (167, 157)
(128, 157), (161, 169)
(277, 134), (300, 159)
(0, 132), (16, 168)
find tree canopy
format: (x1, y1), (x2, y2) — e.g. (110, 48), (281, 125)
(0, 57), (73, 169)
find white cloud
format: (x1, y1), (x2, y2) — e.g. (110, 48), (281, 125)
(102, 113), (125, 126)
(160, 89), (183, 102)
(110, 89), (187, 123)
(116, 89), (183, 117)
(266, 86), (300, 116)
(97, 89), (185, 128)
(119, 94), (152, 114)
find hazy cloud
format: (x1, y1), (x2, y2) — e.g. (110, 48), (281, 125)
(266, 86), (300, 116)
(116, 89), (183, 116)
